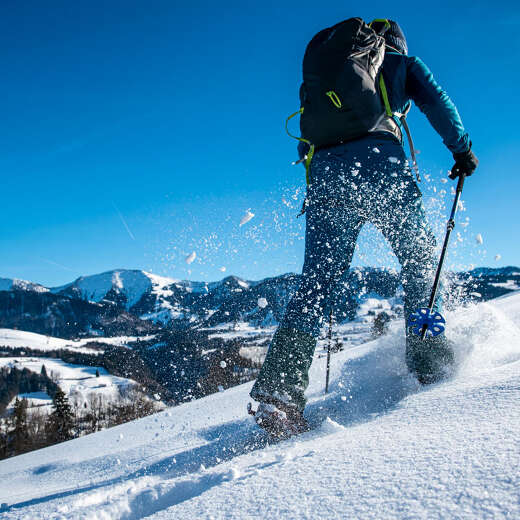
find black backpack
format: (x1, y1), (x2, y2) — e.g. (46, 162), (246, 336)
(300, 17), (389, 148)
(286, 18), (394, 185)
(287, 18), (420, 192)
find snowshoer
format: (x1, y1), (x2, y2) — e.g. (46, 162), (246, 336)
(249, 18), (478, 437)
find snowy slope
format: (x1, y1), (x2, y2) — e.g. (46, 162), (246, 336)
(0, 328), (155, 354)
(1, 293), (519, 519)
(0, 329), (99, 354)
(0, 357), (136, 411)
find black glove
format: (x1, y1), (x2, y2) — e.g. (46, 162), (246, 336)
(449, 145), (478, 180)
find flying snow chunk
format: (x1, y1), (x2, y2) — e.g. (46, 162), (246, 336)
(239, 209), (255, 227)
(257, 297), (268, 309)
(185, 251), (196, 264)
(220, 360), (227, 369)
(320, 417), (346, 434)
(495, 254), (502, 261)
(475, 234), (484, 245)
(226, 467), (241, 481)
(372, 147), (380, 153)
(388, 157), (399, 163)
(219, 266), (227, 272)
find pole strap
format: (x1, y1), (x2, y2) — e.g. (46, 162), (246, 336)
(379, 76), (421, 182)
(399, 114), (421, 182)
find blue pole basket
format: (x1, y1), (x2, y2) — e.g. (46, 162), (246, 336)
(408, 308), (446, 337)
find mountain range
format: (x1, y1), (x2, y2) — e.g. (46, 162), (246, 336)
(1, 266), (519, 339)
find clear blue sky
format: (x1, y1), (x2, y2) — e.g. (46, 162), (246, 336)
(1, 0), (518, 287)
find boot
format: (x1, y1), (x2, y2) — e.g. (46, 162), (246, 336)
(406, 333), (455, 385)
(247, 400), (309, 439)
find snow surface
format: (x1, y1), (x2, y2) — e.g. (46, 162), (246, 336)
(0, 329), (154, 354)
(0, 329), (99, 354)
(0, 357), (135, 410)
(205, 322), (276, 341)
(491, 280), (520, 291)
(1, 293), (520, 519)
(6, 391), (52, 411)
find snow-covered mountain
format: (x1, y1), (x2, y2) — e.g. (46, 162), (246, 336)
(52, 270), (181, 310)
(51, 269), (271, 329)
(1, 291), (519, 519)
(0, 277), (48, 293)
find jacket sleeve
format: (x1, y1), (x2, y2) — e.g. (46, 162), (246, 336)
(406, 56), (470, 154)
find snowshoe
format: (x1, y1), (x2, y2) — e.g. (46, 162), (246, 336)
(247, 401), (309, 439)
(406, 333), (455, 385)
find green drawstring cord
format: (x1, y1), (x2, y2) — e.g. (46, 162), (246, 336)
(325, 91), (342, 109)
(285, 108), (314, 185)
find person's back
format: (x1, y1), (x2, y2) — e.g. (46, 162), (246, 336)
(382, 51), (469, 154)
(249, 18), (478, 438)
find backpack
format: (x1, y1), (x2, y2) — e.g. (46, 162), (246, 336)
(286, 18), (394, 184)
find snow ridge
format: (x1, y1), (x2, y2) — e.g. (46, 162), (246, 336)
(0, 277), (48, 293)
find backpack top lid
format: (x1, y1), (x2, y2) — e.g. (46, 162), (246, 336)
(303, 18), (384, 81)
(371, 19), (408, 55)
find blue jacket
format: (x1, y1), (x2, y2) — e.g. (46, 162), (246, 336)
(382, 52), (469, 154)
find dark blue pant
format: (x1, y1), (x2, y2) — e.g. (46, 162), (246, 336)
(251, 135), (439, 410)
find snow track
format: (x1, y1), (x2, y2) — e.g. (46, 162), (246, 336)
(1, 293), (519, 519)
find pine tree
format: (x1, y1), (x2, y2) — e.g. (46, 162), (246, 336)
(11, 397), (29, 455)
(373, 311), (391, 337)
(95, 369), (100, 378)
(40, 365), (48, 378)
(0, 418), (8, 459)
(46, 388), (75, 444)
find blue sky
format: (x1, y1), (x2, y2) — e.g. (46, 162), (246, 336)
(1, 0), (518, 287)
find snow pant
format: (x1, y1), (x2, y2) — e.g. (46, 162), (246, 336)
(251, 134), (441, 411)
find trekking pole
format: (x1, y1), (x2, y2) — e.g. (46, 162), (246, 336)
(408, 174), (466, 339)
(325, 308), (333, 393)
